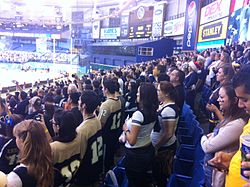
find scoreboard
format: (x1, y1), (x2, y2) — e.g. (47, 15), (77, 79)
(128, 6), (153, 38)
(128, 24), (152, 38)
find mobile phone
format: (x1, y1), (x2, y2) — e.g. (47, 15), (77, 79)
(206, 161), (229, 174)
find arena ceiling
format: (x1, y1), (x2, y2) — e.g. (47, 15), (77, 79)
(2, 0), (129, 8)
(0, 0), (160, 24)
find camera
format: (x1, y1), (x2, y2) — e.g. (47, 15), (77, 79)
(34, 114), (42, 122)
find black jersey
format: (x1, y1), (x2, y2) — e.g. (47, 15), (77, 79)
(9, 165), (37, 187)
(53, 154), (81, 187)
(98, 98), (122, 143)
(74, 116), (103, 185)
(0, 136), (19, 174)
(151, 103), (179, 147)
(51, 138), (81, 187)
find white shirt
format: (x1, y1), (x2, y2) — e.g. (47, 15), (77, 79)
(151, 103), (178, 147)
(7, 164), (27, 187)
(125, 111), (155, 148)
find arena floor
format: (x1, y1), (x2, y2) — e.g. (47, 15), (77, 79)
(0, 62), (86, 89)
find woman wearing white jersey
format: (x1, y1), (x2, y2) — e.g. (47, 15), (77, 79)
(123, 82), (158, 187)
(151, 81), (179, 187)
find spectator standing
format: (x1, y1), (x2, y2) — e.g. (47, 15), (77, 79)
(170, 69), (185, 114)
(6, 120), (54, 187)
(208, 64), (250, 187)
(74, 91), (103, 186)
(50, 110), (80, 186)
(201, 85), (248, 187)
(0, 114), (22, 174)
(98, 79), (122, 172)
(184, 60), (199, 110)
(13, 91), (29, 118)
(122, 83), (158, 187)
(124, 81), (138, 118)
(69, 92), (83, 126)
(151, 81), (179, 187)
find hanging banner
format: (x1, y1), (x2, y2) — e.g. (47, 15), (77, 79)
(198, 17), (229, 42)
(152, 3), (165, 37)
(230, 0), (250, 13)
(182, 0), (199, 51)
(100, 27), (120, 39)
(164, 17), (185, 36)
(92, 21), (100, 39)
(200, 0), (231, 25)
(226, 5), (250, 45)
(120, 15), (129, 39)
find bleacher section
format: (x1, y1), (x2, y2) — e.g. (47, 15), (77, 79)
(10, 43), (21, 50)
(15, 44), (36, 52)
(102, 103), (206, 187)
(0, 50), (78, 64)
(168, 103), (205, 187)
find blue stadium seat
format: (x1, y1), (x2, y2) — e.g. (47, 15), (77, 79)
(102, 156), (128, 187)
(191, 162), (205, 186)
(182, 103), (191, 116)
(171, 160), (205, 187)
(178, 135), (195, 146)
(200, 85), (212, 112)
(177, 127), (189, 136)
(176, 144), (196, 161)
(195, 144), (205, 162)
(176, 143), (205, 162)
(177, 120), (186, 127)
(167, 174), (192, 187)
(173, 158), (194, 177)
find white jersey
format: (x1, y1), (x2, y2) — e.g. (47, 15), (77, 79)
(125, 111), (155, 149)
(151, 103), (179, 147)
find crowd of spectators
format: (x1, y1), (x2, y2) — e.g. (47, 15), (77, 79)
(0, 40), (249, 187)
(0, 50), (77, 64)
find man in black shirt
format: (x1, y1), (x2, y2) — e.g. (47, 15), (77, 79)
(170, 69), (185, 114)
(13, 91), (29, 117)
(69, 92), (83, 126)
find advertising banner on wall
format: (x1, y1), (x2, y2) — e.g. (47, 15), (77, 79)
(164, 17), (185, 36)
(100, 27), (121, 39)
(198, 17), (229, 42)
(92, 21), (100, 39)
(200, 0), (231, 25)
(182, 0), (199, 51)
(120, 15), (129, 39)
(152, 3), (165, 37)
(226, 5), (250, 45)
(197, 39), (225, 51)
(230, 0), (249, 13)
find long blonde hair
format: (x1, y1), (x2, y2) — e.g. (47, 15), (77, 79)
(14, 120), (54, 187)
